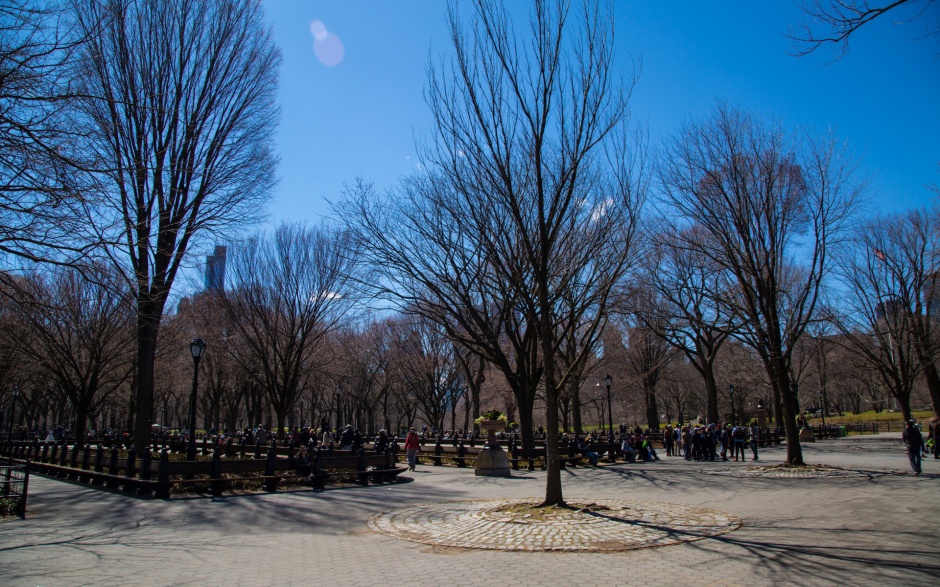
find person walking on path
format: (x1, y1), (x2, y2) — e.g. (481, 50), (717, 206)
(404, 427), (421, 471)
(732, 423), (747, 462)
(930, 418), (940, 460)
(902, 419), (925, 475)
(749, 421), (760, 461)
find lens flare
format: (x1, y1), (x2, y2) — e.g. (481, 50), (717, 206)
(314, 33), (344, 67)
(309, 20), (328, 41)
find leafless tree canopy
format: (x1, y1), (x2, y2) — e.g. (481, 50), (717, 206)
(788, 0), (939, 57)
(341, 0), (646, 506)
(0, 1), (97, 266)
(222, 223), (360, 439)
(389, 315), (463, 431)
(831, 206), (940, 418)
(0, 264), (135, 441)
(658, 103), (863, 464)
(72, 0), (280, 450)
(637, 227), (738, 424)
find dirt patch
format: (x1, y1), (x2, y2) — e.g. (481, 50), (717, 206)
(489, 501), (614, 521)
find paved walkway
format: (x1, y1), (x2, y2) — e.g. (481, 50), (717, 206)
(1, 432), (937, 586)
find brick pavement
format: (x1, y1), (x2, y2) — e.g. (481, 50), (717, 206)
(0, 432), (937, 586)
(368, 497), (741, 551)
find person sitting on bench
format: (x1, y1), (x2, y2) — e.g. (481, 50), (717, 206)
(579, 434), (600, 466)
(621, 437), (638, 463)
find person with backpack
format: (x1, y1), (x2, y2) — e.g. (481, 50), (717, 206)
(732, 423), (747, 462)
(749, 421), (761, 461)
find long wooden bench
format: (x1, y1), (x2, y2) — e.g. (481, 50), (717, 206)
(510, 447), (584, 471)
(0, 441), (406, 499)
(312, 452), (405, 487)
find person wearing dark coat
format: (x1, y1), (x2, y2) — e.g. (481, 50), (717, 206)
(374, 429), (390, 453)
(902, 419), (925, 475)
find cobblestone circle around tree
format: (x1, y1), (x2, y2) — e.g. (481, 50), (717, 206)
(368, 497), (742, 552)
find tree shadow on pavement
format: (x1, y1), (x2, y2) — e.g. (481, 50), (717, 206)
(691, 519), (939, 585)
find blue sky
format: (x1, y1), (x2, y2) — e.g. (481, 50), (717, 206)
(261, 1), (939, 225)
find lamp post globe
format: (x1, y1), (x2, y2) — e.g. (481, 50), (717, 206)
(187, 337), (206, 461)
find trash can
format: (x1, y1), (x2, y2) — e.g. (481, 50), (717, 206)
(838, 426), (847, 437)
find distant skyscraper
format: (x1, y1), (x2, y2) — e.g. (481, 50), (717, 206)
(927, 272), (939, 317)
(205, 245), (227, 292)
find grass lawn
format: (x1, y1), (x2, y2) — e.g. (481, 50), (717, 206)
(810, 410), (934, 425)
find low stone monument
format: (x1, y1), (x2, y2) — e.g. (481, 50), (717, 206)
(475, 418), (511, 477)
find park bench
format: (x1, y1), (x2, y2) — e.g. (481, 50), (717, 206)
(0, 440), (405, 499)
(510, 447), (584, 471)
(310, 451), (405, 487)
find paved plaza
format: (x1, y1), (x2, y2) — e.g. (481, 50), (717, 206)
(1, 433), (938, 586)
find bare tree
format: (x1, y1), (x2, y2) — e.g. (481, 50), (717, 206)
(659, 358), (698, 425)
(832, 206), (940, 418)
(341, 0), (645, 507)
(332, 322), (398, 436)
(788, 0), (938, 57)
(222, 224), (358, 440)
(639, 228), (737, 424)
(616, 313), (675, 430)
(72, 0), (280, 450)
(0, 1), (99, 266)
(1, 264), (135, 441)
(717, 340), (773, 422)
(389, 314), (462, 432)
(453, 341), (486, 434)
(658, 103), (862, 465)
(178, 294), (239, 433)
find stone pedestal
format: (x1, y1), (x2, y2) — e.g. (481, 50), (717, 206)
(475, 420), (511, 477)
(799, 427), (816, 443)
(756, 407), (768, 428)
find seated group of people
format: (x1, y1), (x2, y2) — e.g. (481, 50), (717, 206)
(620, 434), (660, 463)
(561, 432), (659, 466)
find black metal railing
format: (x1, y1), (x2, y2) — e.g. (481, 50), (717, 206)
(0, 463), (30, 517)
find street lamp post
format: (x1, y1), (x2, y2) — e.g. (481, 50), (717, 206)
(728, 384), (736, 424)
(334, 384), (342, 433)
(605, 374), (614, 460)
(8, 386), (20, 441)
(187, 337), (206, 461)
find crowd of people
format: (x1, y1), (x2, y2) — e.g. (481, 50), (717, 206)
(7, 416), (940, 476)
(555, 422), (765, 466)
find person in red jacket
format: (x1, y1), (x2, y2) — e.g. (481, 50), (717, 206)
(404, 427), (421, 471)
